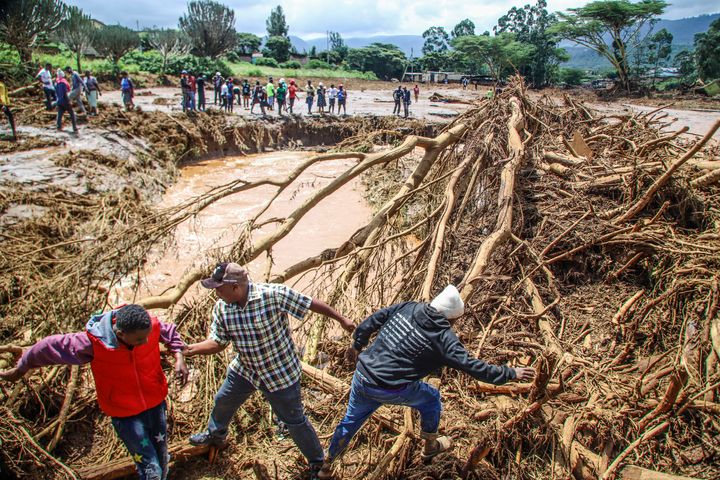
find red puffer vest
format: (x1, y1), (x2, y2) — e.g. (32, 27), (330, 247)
(88, 315), (168, 417)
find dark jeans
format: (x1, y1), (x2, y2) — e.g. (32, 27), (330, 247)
(111, 401), (169, 480)
(393, 100), (401, 115)
(198, 90), (205, 111)
(403, 102), (410, 118)
(214, 87), (221, 104)
(56, 104), (77, 132)
(182, 92), (191, 112)
(43, 86), (57, 110)
(2, 106), (16, 139)
(327, 371), (441, 460)
(207, 367), (323, 465)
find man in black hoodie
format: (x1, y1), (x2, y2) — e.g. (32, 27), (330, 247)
(317, 285), (535, 479)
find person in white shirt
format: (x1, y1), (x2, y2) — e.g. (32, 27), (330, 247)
(327, 84), (338, 114)
(36, 63), (56, 110)
(221, 81), (230, 112)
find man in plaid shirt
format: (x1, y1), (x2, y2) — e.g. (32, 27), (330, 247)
(184, 262), (354, 477)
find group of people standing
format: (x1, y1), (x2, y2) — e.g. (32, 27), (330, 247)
(186, 73), (349, 117)
(33, 63), (135, 136)
(392, 84), (420, 118)
(0, 259), (535, 480)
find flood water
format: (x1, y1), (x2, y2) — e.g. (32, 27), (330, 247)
(117, 151), (372, 304)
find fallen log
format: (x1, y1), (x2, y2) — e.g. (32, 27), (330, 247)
(460, 96), (525, 300)
(620, 465), (701, 480)
(75, 442), (209, 480)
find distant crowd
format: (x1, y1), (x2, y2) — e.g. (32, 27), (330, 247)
(0, 65), (432, 141)
(179, 71), (349, 117)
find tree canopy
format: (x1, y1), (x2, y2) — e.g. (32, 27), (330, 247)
(496, 0), (566, 87)
(179, 0), (237, 59)
(0, 0), (67, 63)
(263, 35), (291, 62)
(422, 26), (450, 55)
(453, 33), (535, 81)
(266, 5), (289, 38)
(553, 0), (667, 91)
(57, 5), (96, 72)
(345, 43), (407, 80)
(695, 18), (720, 80)
(236, 32), (261, 55)
(94, 25), (140, 70)
(451, 19), (475, 39)
(148, 29), (190, 75)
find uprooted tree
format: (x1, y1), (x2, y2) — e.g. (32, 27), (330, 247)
(1, 78), (720, 480)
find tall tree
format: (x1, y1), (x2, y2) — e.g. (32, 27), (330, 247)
(647, 28), (672, 87)
(94, 25), (140, 72)
(266, 5), (289, 38)
(694, 18), (720, 80)
(0, 0), (67, 64)
(451, 19), (475, 39)
(179, 0), (237, 59)
(236, 32), (261, 55)
(328, 31), (348, 61)
(553, 0), (667, 91)
(453, 33), (534, 81)
(57, 5), (95, 72)
(148, 29), (190, 76)
(263, 35), (291, 62)
(422, 26), (450, 55)
(496, 0), (565, 88)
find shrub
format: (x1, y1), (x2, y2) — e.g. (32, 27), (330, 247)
(279, 60), (301, 69)
(246, 68), (263, 77)
(254, 57), (279, 67)
(166, 55), (232, 77)
(306, 59), (333, 70)
(559, 67), (585, 86)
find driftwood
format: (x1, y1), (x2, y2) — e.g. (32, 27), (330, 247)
(75, 442), (210, 480)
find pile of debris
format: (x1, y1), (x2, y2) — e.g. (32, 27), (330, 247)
(1, 78), (719, 479)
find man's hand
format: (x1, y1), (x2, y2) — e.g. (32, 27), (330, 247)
(513, 367), (536, 382)
(0, 367), (25, 383)
(339, 317), (355, 334)
(174, 353), (189, 386)
(344, 346), (359, 365)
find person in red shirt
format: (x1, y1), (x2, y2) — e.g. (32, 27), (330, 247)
(288, 79), (300, 114)
(413, 84), (420, 103)
(188, 73), (197, 111)
(0, 304), (189, 480)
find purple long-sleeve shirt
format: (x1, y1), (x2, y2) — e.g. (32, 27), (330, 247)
(16, 322), (185, 375)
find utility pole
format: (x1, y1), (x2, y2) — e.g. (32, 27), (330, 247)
(327, 30), (330, 64)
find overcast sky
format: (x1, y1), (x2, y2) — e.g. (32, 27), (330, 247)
(67, 0), (718, 38)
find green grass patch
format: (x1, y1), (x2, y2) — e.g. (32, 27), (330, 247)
(227, 61), (377, 81)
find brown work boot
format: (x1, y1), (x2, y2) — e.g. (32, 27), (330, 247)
(420, 431), (452, 461)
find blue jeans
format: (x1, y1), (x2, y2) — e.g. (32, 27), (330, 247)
(111, 401), (169, 480)
(327, 371), (441, 460)
(207, 367), (324, 465)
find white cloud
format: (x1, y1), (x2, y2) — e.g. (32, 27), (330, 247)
(66, 0), (717, 37)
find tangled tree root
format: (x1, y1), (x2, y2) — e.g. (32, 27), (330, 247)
(2, 77), (720, 479)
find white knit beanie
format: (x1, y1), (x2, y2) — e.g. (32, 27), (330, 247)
(430, 285), (465, 319)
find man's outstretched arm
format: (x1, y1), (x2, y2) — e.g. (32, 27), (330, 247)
(309, 299), (355, 333)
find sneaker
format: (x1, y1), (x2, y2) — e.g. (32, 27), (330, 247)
(189, 431), (228, 448)
(308, 463), (325, 480)
(316, 462), (333, 480)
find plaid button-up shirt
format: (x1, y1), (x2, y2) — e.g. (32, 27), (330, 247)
(210, 282), (312, 392)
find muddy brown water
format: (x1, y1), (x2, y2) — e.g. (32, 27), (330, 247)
(116, 151), (372, 304)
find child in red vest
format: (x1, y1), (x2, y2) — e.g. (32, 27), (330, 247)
(0, 304), (188, 480)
